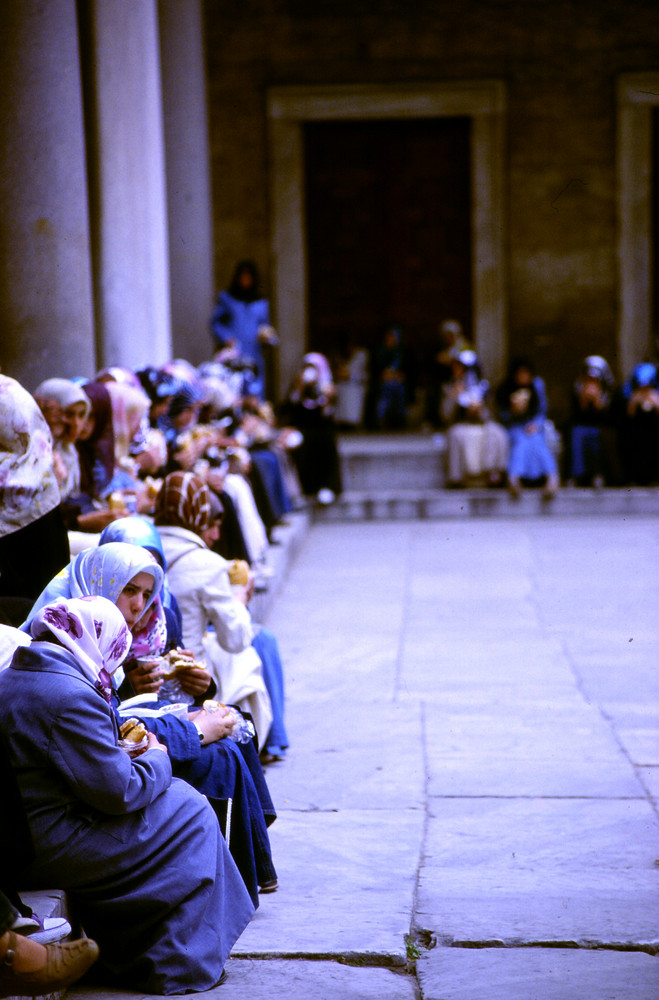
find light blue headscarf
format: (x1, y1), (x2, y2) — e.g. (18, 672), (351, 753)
(98, 516), (177, 614)
(22, 542), (164, 635)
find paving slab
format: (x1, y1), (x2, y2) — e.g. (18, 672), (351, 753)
(417, 947), (659, 1000)
(264, 700), (425, 811)
(69, 961), (417, 1000)
(417, 798), (659, 946)
(233, 809), (422, 958)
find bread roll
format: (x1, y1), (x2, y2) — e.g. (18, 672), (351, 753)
(228, 559), (250, 586)
(120, 718), (147, 743)
(162, 648), (198, 680)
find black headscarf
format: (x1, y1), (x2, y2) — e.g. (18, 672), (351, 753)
(227, 260), (261, 303)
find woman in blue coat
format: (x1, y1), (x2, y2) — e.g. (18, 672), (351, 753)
(21, 540), (278, 905)
(210, 260), (277, 400)
(0, 596), (253, 994)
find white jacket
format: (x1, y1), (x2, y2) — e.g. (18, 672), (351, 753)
(158, 525), (272, 747)
(158, 525), (253, 658)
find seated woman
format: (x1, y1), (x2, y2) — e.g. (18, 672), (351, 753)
(0, 374), (70, 607)
(33, 378), (91, 502)
(440, 350), (508, 488)
(21, 541), (278, 903)
(153, 473), (273, 745)
(0, 595), (253, 994)
(279, 353), (342, 504)
(618, 361), (659, 485)
(496, 356), (560, 498)
(188, 491), (289, 764)
(566, 355), (620, 487)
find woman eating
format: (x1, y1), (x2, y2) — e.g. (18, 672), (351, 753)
(0, 595), (253, 994)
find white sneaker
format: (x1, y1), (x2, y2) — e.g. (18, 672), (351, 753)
(12, 915), (72, 944)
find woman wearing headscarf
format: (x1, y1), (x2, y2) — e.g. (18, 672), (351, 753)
(0, 375), (70, 605)
(77, 381), (116, 500)
(0, 595), (253, 994)
(154, 472), (273, 746)
(19, 541), (278, 904)
(33, 378), (91, 501)
(440, 350), (509, 488)
(210, 260), (277, 400)
(565, 355), (620, 487)
(280, 352), (343, 504)
(31, 380), (123, 536)
(496, 356), (559, 498)
(618, 361), (659, 485)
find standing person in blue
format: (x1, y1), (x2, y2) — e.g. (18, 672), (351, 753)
(0, 595), (253, 994)
(496, 356), (560, 499)
(210, 260), (278, 400)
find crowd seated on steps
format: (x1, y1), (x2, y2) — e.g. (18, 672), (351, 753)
(333, 317), (659, 495)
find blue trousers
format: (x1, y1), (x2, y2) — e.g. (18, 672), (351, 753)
(252, 627), (289, 755)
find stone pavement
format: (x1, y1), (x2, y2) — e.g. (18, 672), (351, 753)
(69, 514), (659, 1000)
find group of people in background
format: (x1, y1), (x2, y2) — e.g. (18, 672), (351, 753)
(332, 317), (659, 495)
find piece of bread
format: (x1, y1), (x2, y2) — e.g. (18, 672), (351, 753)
(202, 699), (227, 714)
(162, 648), (198, 680)
(228, 559), (250, 586)
(108, 492), (127, 512)
(120, 717), (147, 743)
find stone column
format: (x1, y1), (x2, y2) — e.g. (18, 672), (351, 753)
(158, 0), (215, 366)
(84, 0), (172, 370)
(0, 0), (96, 390)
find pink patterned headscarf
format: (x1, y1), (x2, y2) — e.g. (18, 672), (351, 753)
(31, 596), (131, 703)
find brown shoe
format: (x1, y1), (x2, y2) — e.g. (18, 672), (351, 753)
(0, 931), (99, 998)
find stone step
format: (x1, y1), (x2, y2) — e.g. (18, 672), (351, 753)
(338, 432), (448, 490)
(313, 487), (659, 522)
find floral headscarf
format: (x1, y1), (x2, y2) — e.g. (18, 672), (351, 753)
(153, 472), (212, 536)
(31, 596), (131, 703)
(22, 542), (167, 658)
(0, 375), (60, 537)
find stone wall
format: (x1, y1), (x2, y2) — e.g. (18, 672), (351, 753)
(204, 0), (659, 420)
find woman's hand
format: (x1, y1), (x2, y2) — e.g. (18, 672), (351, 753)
(76, 508), (127, 532)
(145, 731), (168, 753)
(127, 657), (164, 695)
(189, 706), (236, 744)
(177, 665), (212, 697)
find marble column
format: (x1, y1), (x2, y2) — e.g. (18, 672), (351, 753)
(158, 0), (215, 366)
(0, 0), (96, 390)
(84, 0), (172, 371)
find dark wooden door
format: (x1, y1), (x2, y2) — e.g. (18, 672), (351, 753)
(304, 117), (472, 381)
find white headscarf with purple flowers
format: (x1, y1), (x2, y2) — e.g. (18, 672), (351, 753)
(30, 596), (131, 703)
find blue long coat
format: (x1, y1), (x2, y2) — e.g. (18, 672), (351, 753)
(211, 290), (270, 397)
(0, 641), (254, 995)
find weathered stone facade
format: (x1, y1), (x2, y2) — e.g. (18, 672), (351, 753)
(204, 0), (659, 419)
